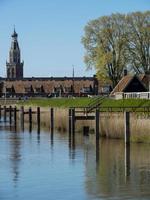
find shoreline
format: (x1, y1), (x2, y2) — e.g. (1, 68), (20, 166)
(0, 97), (149, 143)
(16, 106), (150, 144)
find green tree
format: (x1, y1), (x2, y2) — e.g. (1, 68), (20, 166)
(82, 13), (128, 88)
(126, 11), (150, 74)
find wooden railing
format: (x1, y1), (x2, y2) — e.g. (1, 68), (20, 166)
(86, 96), (105, 113)
(115, 92), (150, 99)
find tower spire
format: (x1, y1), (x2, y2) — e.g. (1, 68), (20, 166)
(6, 29), (24, 79)
(12, 25), (18, 38)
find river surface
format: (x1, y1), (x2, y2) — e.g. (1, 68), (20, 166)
(0, 122), (150, 200)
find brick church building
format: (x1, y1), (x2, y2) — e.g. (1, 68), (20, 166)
(0, 30), (100, 97)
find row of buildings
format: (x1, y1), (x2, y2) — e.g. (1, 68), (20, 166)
(1, 29), (150, 98)
(2, 30), (102, 97)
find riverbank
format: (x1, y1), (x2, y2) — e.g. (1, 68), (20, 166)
(1, 97), (150, 143)
(18, 106), (150, 143)
(17, 97), (150, 110)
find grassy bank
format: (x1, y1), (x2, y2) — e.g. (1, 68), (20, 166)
(16, 98), (150, 143)
(17, 97), (150, 109)
(18, 97), (91, 107)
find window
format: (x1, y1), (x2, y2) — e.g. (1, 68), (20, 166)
(14, 43), (16, 50)
(7, 68), (10, 78)
(12, 68), (15, 78)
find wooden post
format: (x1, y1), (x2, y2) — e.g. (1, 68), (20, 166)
(14, 106), (17, 125)
(0, 105), (1, 120)
(29, 107), (32, 132)
(95, 109), (100, 140)
(20, 106), (24, 130)
(72, 132), (75, 152)
(68, 108), (72, 149)
(71, 109), (76, 152)
(50, 108), (54, 134)
(4, 106), (6, 122)
(96, 139), (100, 163)
(69, 108), (72, 136)
(124, 111), (130, 144)
(9, 105), (12, 124)
(71, 108), (75, 135)
(83, 126), (89, 136)
(37, 107), (40, 133)
(29, 107), (32, 124)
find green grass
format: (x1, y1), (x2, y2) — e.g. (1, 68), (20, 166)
(18, 97), (92, 108)
(100, 99), (150, 112)
(17, 97), (150, 111)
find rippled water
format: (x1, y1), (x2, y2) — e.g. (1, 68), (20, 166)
(0, 122), (150, 200)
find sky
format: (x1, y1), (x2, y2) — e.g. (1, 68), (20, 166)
(0, 0), (149, 77)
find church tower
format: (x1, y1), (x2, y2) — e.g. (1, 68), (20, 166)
(6, 29), (24, 79)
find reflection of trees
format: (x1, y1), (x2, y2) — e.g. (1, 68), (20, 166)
(84, 138), (150, 198)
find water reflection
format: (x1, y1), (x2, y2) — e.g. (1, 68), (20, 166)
(50, 129), (54, 147)
(29, 123), (32, 133)
(68, 132), (76, 160)
(9, 128), (21, 186)
(0, 121), (150, 199)
(85, 138), (150, 199)
(125, 144), (130, 180)
(37, 132), (40, 144)
(20, 116), (24, 132)
(96, 139), (100, 163)
(68, 131), (71, 149)
(37, 125), (40, 135)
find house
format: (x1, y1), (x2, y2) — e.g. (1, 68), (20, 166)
(139, 74), (150, 91)
(110, 74), (148, 99)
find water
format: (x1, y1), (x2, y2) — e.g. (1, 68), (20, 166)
(0, 123), (150, 200)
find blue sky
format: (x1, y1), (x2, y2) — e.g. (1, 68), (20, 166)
(0, 0), (149, 77)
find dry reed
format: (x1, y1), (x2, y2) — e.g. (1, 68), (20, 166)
(17, 106), (150, 143)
